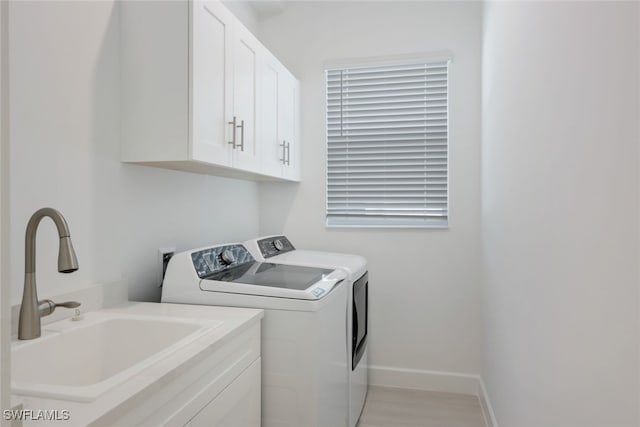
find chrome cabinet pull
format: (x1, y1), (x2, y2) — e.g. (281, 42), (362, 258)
(285, 141), (291, 166)
(228, 116), (237, 148)
(280, 141), (286, 164)
(237, 119), (245, 152)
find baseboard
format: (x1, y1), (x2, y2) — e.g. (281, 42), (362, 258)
(478, 377), (498, 427)
(368, 365), (498, 427)
(369, 364), (480, 395)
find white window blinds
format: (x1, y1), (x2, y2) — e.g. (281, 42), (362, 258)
(326, 60), (449, 227)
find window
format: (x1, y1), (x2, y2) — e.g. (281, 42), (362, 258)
(326, 59), (450, 227)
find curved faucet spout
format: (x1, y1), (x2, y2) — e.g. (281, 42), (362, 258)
(25, 207), (78, 274)
(19, 208), (79, 340)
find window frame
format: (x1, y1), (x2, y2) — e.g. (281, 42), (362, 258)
(323, 53), (453, 229)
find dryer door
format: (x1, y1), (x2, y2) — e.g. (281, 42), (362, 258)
(352, 271), (368, 370)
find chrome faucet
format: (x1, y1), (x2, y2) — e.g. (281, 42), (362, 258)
(18, 208), (80, 340)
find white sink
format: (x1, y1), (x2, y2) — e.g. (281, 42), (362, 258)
(11, 312), (222, 402)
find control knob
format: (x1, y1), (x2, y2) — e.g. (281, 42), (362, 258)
(220, 249), (236, 265)
(273, 239), (284, 251)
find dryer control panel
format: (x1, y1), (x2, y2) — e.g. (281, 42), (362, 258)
(191, 244), (255, 278)
(258, 236), (295, 258)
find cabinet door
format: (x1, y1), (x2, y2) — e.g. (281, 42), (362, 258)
(259, 53), (285, 177)
(188, 359), (261, 427)
(190, 0), (234, 166)
(231, 25), (260, 172)
(279, 71), (301, 181)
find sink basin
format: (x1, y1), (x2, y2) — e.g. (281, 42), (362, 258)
(11, 312), (222, 402)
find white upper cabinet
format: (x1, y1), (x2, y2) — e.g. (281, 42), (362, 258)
(279, 69), (300, 180)
(191, 0), (233, 167)
(231, 24), (261, 172)
(259, 54), (282, 177)
(258, 53), (301, 181)
(121, 0), (300, 182)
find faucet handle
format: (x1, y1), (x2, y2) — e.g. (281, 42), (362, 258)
(37, 299), (81, 317)
(55, 301), (81, 309)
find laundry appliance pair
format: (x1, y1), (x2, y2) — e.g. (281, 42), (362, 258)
(161, 235), (368, 427)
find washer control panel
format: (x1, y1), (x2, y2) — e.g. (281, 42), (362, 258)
(258, 236), (295, 258)
(191, 244), (255, 278)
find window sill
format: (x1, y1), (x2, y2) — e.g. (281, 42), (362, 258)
(326, 218), (449, 229)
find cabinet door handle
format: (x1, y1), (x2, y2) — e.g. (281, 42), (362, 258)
(237, 120), (245, 152)
(286, 141), (291, 166)
(228, 116), (237, 149)
(280, 141), (286, 164)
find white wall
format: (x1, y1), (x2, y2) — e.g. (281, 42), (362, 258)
(0, 0), (8, 418)
(8, 1), (260, 304)
(482, 2), (639, 426)
(257, 1), (483, 376)
(222, 0), (258, 33)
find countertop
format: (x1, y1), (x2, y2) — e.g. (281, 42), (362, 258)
(10, 302), (263, 426)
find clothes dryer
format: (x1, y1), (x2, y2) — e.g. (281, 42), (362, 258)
(244, 236), (368, 427)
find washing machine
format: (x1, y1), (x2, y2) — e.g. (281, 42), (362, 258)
(161, 243), (349, 427)
(243, 236), (369, 427)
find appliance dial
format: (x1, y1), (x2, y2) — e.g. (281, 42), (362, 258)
(220, 249), (235, 265)
(273, 239), (285, 251)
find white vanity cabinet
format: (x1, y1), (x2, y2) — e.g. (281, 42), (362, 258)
(186, 359), (260, 427)
(259, 52), (301, 181)
(102, 319), (262, 427)
(121, 0), (298, 181)
(11, 303), (263, 427)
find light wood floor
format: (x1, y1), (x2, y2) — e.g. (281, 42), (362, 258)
(356, 386), (487, 427)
